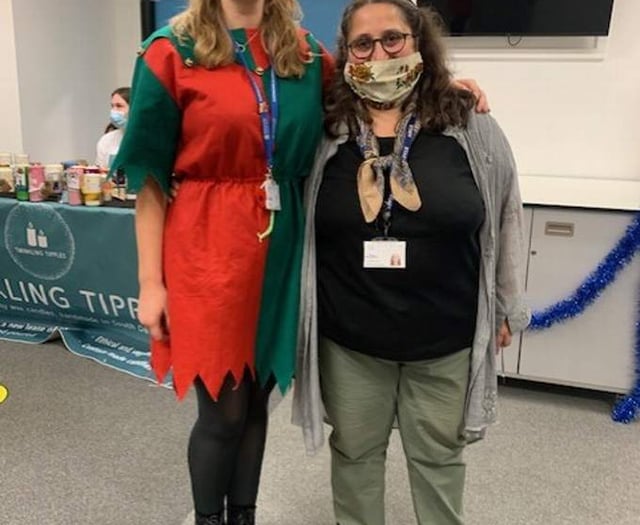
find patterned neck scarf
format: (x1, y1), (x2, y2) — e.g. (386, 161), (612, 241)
(355, 110), (422, 223)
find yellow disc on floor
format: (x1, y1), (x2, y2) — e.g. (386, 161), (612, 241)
(0, 384), (8, 404)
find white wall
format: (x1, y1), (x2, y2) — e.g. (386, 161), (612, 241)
(0, 0), (23, 154)
(111, 0), (143, 88)
(1, 0), (638, 185)
(9, 0), (140, 164)
(448, 0), (640, 181)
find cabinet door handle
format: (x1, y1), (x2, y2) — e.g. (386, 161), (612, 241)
(544, 221), (575, 237)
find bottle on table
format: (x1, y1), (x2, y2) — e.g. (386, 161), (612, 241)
(28, 164), (45, 202)
(0, 167), (12, 194)
(66, 165), (83, 206)
(14, 165), (29, 201)
(44, 164), (64, 200)
(82, 166), (102, 206)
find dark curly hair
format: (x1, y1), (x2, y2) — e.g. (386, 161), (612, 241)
(324, 0), (474, 137)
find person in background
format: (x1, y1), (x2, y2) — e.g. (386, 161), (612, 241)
(95, 86), (130, 168)
(294, 1), (530, 524)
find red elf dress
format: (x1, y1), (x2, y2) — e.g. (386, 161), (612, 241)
(113, 25), (333, 399)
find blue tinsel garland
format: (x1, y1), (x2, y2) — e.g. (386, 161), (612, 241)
(611, 293), (640, 423)
(526, 213), (640, 424)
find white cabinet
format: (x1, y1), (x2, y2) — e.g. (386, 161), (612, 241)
(508, 207), (639, 393)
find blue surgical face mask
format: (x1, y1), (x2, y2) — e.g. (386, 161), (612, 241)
(109, 109), (128, 129)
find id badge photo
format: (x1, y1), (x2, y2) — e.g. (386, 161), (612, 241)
(363, 238), (407, 269)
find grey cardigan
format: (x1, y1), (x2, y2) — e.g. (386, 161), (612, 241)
(292, 111), (531, 455)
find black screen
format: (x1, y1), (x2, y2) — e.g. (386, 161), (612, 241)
(418, 0), (615, 36)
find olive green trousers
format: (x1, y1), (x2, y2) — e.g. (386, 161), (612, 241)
(319, 338), (470, 525)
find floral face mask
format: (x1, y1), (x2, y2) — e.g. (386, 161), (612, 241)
(344, 52), (424, 107)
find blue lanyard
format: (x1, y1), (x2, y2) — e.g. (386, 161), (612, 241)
(235, 43), (278, 175)
(385, 114), (418, 207)
(400, 116), (418, 167)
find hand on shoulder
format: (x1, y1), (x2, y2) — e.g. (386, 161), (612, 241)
(452, 78), (490, 113)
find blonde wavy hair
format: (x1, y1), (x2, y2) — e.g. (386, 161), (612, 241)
(171, 0), (306, 77)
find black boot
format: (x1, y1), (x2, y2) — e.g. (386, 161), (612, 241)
(227, 505), (255, 525)
(195, 511), (224, 525)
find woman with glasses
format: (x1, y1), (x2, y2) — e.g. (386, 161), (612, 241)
(294, 1), (530, 523)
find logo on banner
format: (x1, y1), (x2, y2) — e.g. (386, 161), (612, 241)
(4, 204), (75, 280)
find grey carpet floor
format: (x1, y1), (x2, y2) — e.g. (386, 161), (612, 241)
(1, 339), (638, 525)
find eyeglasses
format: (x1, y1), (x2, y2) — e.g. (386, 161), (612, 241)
(347, 31), (416, 60)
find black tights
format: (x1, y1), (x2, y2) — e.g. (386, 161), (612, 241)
(188, 371), (274, 516)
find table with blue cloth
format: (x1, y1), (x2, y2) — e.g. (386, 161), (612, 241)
(0, 198), (154, 382)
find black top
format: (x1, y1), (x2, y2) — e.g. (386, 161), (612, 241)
(315, 130), (484, 361)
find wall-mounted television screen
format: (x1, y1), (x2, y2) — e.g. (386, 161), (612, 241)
(418, 1), (615, 37)
(140, 0), (187, 39)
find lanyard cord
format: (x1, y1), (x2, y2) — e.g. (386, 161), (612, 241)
(234, 42), (278, 175)
(234, 40), (279, 241)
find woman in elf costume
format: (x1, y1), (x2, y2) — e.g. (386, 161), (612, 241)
(113, 1), (331, 523)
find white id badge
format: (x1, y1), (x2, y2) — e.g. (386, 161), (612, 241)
(263, 178), (281, 211)
(363, 240), (407, 269)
